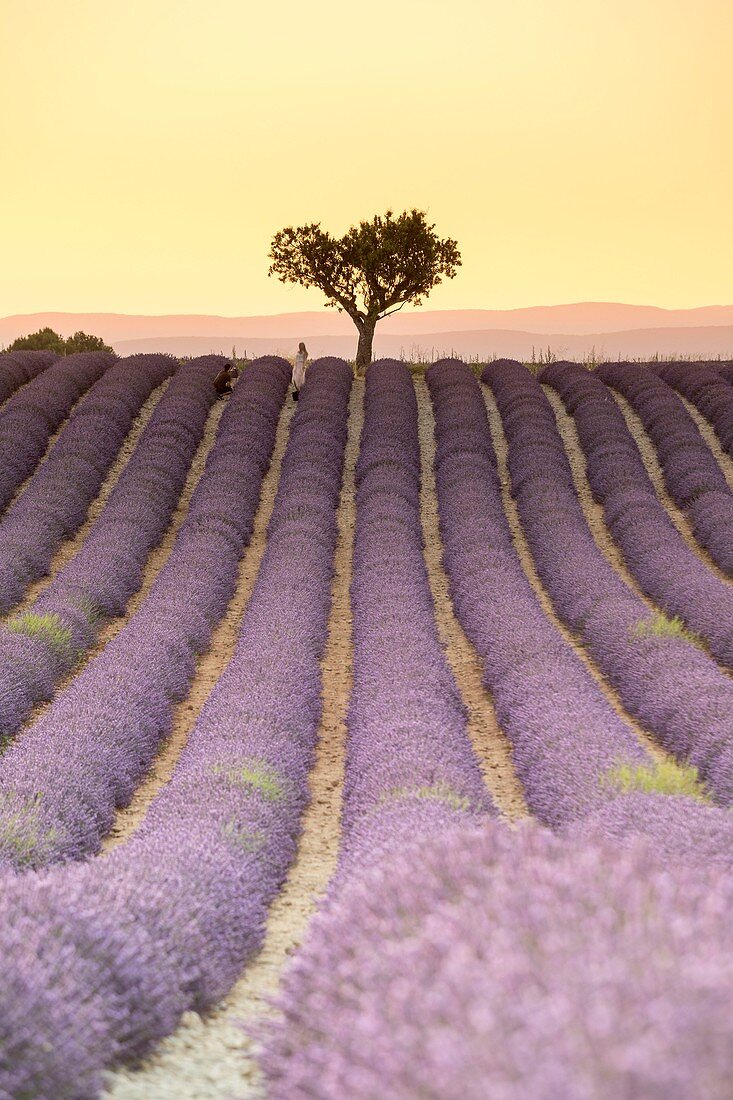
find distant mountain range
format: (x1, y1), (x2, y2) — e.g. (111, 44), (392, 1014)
(2, 304), (733, 361)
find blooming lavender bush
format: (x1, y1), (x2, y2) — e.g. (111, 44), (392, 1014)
(0, 353), (178, 616)
(0, 349), (58, 405)
(0, 358), (351, 1098)
(566, 789), (733, 869)
(541, 360), (733, 668)
(263, 817), (733, 1100)
(340, 359), (494, 876)
(0, 350), (114, 513)
(427, 360), (647, 826)
(653, 359), (733, 457)
(0, 354), (211, 748)
(482, 360), (733, 805)
(0, 357), (293, 868)
(597, 361), (733, 573)
(714, 361), (733, 385)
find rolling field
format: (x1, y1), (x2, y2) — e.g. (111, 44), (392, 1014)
(1, 349), (733, 1098)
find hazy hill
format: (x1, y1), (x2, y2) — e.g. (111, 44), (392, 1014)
(3, 304), (733, 361)
(108, 326), (733, 362)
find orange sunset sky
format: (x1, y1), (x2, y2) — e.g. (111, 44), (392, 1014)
(1, 0), (731, 317)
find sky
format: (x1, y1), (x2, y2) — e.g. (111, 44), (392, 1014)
(0, 0), (731, 316)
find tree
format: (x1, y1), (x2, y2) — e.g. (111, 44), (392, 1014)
(7, 328), (114, 356)
(8, 327), (66, 355)
(269, 209), (461, 371)
(64, 331), (114, 356)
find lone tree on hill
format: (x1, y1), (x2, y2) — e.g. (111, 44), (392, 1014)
(268, 209), (461, 371)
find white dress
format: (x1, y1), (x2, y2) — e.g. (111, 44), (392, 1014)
(293, 351), (308, 390)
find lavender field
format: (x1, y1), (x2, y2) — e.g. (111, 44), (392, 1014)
(2, 349), (733, 1099)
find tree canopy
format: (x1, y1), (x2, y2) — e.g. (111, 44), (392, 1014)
(269, 209), (461, 368)
(7, 328), (114, 356)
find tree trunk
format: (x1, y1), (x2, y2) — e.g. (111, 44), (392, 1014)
(354, 316), (378, 374)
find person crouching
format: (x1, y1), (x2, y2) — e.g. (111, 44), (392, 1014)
(214, 363), (235, 400)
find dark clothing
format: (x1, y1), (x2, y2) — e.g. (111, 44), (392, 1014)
(214, 368), (233, 397)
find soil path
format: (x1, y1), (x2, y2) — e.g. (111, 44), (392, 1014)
(416, 380), (529, 821)
(482, 386), (669, 766)
(545, 385), (733, 676)
(543, 385), (657, 608)
(103, 397), (296, 850)
(675, 392), (733, 489)
(4, 380), (169, 618)
(12, 400), (225, 741)
(610, 390), (733, 587)
(1, 379), (100, 518)
(104, 383), (361, 1100)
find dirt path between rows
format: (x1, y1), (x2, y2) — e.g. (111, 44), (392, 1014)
(4, 380), (169, 618)
(675, 392), (733, 489)
(12, 400), (226, 743)
(103, 397), (295, 851)
(416, 380), (529, 821)
(545, 385), (733, 678)
(0, 378), (99, 519)
(609, 390), (733, 587)
(543, 385), (658, 610)
(104, 383), (361, 1100)
(482, 386), (669, 766)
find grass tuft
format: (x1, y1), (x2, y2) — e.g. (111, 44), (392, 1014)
(630, 611), (704, 650)
(6, 612), (75, 662)
(601, 759), (712, 803)
(0, 792), (59, 866)
(379, 780), (476, 813)
(211, 758), (288, 802)
(70, 594), (102, 628)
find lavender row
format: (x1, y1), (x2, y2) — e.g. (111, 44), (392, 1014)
(651, 359), (733, 458)
(0, 350), (114, 514)
(426, 360), (647, 826)
(341, 360), (494, 876)
(264, 807), (733, 1099)
(0, 349), (58, 406)
(596, 360), (733, 573)
(541, 361), (733, 667)
(482, 360), (733, 803)
(0, 355), (220, 744)
(0, 352), (177, 615)
(714, 361), (733, 385)
(0, 356), (291, 870)
(0, 358), (351, 1099)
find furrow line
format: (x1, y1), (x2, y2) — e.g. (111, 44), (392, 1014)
(6, 379), (171, 617)
(103, 396), (296, 851)
(2, 375), (102, 516)
(105, 382), (360, 1100)
(416, 380), (529, 821)
(544, 382), (733, 679)
(482, 387), (668, 766)
(676, 391), (733, 489)
(16, 399), (226, 736)
(610, 388), (733, 585)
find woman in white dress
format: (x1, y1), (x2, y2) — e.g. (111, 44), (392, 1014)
(292, 341), (308, 401)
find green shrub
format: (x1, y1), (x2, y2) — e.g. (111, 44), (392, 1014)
(630, 612), (704, 650)
(211, 758), (287, 802)
(601, 760), (712, 803)
(6, 612), (75, 663)
(70, 595), (102, 628)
